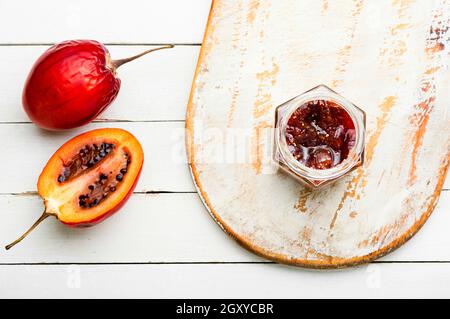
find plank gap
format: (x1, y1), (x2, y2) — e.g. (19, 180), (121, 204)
(0, 191), (198, 196)
(2, 261), (450, 266)
(0, 120), (186, 125)
(3, 190), (449, 196)
(0, 43), (202, 47)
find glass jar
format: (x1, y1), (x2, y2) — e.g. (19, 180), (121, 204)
(273, 85), (366, 188)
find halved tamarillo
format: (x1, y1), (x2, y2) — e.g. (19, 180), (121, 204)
(5, 128), (144, 250)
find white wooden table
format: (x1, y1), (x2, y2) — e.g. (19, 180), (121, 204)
(0, 0), (449, 298)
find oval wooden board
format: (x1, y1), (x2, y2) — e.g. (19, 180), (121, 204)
(186, 0), (450, 268)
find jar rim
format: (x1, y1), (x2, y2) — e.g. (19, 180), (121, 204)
(275, 85), (365, 181)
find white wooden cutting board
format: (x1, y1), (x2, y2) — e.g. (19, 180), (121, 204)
(186, 0), (450, 268)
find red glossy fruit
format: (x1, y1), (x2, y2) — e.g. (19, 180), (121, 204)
(5, 128), (144, 250)
(22, 40), (173, 130)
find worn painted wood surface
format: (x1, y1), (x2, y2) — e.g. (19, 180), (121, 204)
(2, 263), (450, 298)
(0, 0), (450, 298)
(0, 122), (193, 193)
(1, 192), (449, 263)
(0, 0), (212, 44)
(187, 0), (450, 268)
(0, 45), (200, 122)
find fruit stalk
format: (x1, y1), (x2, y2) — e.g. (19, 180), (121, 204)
(108, 44), (174, 70)
(23, 40), (174, 130)
(5, 211), (51, 250)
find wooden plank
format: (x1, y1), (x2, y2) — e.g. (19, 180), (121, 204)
(0, 122), (195, 193)
(187, 0), (450, 267)
(0, 0), (211, 44)
(1, 192), (449, 263)
(1, 263), (450, 298)
(0, 45), (199, 122)
(0, 193), (254, 263)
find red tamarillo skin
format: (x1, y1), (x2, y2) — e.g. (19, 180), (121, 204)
(22, 40), (173, 130)
(23, 40), (119, 130)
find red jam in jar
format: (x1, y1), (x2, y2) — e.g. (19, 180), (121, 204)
(285, 100), (356, 170)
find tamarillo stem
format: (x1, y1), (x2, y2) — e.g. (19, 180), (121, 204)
(5, 211), (51, 250)
(109, 44), (174, 70)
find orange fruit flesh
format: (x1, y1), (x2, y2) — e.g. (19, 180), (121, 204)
(38, 128), (143, 225)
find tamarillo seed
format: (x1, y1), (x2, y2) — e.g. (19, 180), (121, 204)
(60, 145), (131, 209)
